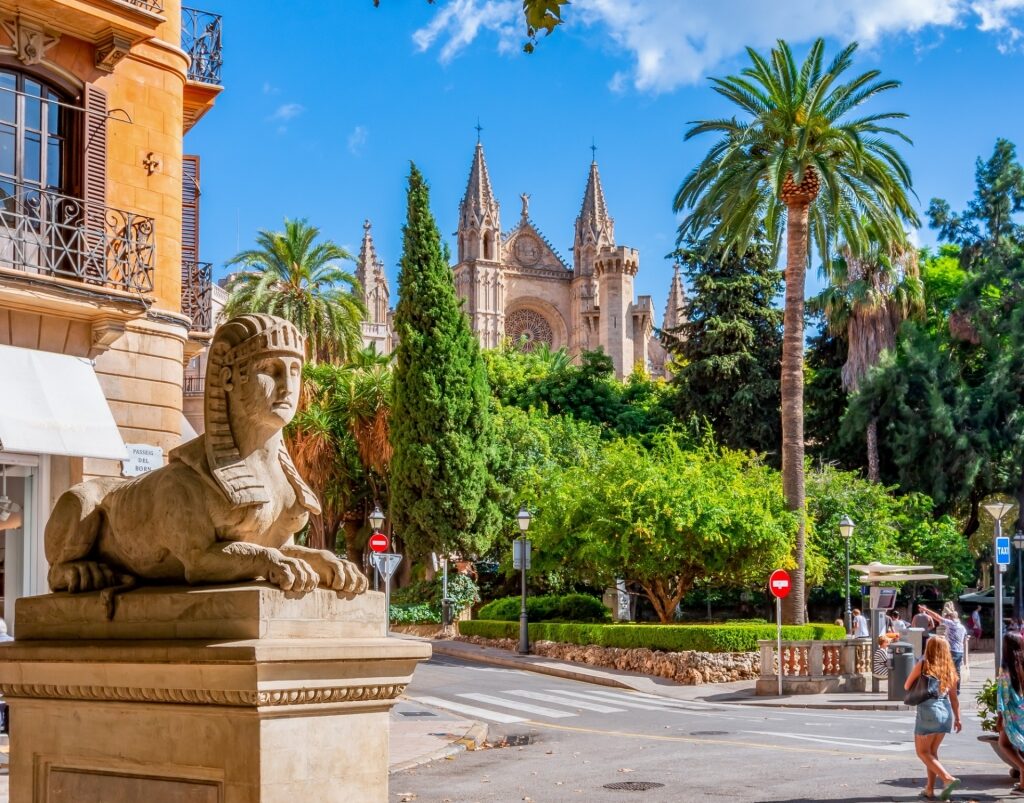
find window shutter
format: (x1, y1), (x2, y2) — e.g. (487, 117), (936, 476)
(81, 83), (108, 281)
(181, 154), (200, 266)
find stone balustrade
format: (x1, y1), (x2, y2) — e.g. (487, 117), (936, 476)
(756, 638), (871, 695)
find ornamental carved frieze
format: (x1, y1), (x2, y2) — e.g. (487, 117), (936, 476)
(0, 682), (407, 707)
(0, 17), (59, 66)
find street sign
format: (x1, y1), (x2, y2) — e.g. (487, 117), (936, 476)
(512, 538), (531, 570)
(769, 569), (791, 599)
(369, 532), (389, 553)
(997, 536), (1012, 566)
(370, 552), (402, 580)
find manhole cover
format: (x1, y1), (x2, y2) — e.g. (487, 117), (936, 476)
(689, 730), (729, 736)
(399, 711), (438, 717)
(603, 781), (666, 791)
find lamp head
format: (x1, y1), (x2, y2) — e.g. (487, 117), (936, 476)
(839, 514), (855, 541)
(368, 504), (385, 531)
(517, 505), (532, 533)
(983, 500), (1016, 523)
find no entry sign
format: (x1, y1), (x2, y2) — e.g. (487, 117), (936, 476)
(769, 569), (791, 599)
(369, 532), (389, 553)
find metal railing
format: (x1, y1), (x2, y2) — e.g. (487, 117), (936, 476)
(183, 374), (205, 396)
(182, 8), (223, 86)
(0, 181), (154, 294)
(181, 260), (213, 332)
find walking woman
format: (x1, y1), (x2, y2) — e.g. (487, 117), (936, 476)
(997, 631), (1024, 790)
(905, 636), (962, 800)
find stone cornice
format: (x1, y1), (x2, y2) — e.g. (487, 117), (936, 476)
(0, 682), (407, 707)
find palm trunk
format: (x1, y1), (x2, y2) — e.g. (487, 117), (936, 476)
(866, 417), (880, 483)
(781, 202), (809, 625)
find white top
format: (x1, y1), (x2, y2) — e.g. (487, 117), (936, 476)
(853, 614), (870, 638)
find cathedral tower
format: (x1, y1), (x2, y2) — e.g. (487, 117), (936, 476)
(356, 219), (392, 354)
(453, 140), (505, 348)
(570, 158), (615, 354)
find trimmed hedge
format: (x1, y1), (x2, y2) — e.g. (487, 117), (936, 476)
(477, 594), (610, 623)
(459, 620), (846, 653)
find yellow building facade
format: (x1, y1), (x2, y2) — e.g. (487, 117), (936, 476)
(0, 0), (221, 628)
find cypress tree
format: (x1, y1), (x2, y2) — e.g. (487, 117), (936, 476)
(390, 163), (498, 557)
(669, 234), (783, 458)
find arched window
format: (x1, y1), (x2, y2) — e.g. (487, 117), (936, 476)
(483, 231), (492, 260)
(0, 69), (68, 209)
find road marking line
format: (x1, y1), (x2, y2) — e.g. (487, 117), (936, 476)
(458, 692), (576, 718)
(409, 696), (526, 724)
(743, 730), (914, 752)
(544, 689), (670, 711)
(503, 689), (626, 713)
(562, 688), (719, 714)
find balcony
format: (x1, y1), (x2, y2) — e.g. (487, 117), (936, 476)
(182, 7), (224, 131)
(181, 259), (212, 333)
(0, 181), (154, 295)
(183, 374), (205, 396)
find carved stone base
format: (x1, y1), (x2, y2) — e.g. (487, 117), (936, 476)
(0, 584), (431, 802)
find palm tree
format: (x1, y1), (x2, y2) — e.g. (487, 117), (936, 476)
(674, 39), (917, 623)
(224, 218), (366, 363)
(810, 233), (923, 481)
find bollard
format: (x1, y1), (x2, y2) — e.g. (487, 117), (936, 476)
(441, 598), (453, 628)
(889, 641), (916, 701)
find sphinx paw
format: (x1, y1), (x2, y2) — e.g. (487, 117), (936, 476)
(49, 560), (119, 593)
(320, 555), (368, 594)
(267, 555), (319, 593)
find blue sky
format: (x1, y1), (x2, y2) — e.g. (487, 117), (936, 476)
(186, 0), (1024, 319)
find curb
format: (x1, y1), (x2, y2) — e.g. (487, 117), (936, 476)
(430, 642), (632, 690)
(388, 721), (489, 774)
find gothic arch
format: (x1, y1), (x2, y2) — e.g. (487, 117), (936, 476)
(504, 297), (568, 352)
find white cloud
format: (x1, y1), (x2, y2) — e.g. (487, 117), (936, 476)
(414, 0), (1024, 91)
(269, 103), (305, 122)
(412, 0), (520, 63)
(348, 125), (368, 155)
(262, 81), (280, 95)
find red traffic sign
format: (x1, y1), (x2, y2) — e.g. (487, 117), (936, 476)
(768, 569), (791, 599)
(369, 532), (389, 553)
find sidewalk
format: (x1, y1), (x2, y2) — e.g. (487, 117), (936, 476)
(429, 637), (994, 711)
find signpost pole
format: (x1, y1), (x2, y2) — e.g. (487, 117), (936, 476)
(776, 595), (782, 697)
(996, 520), (1005, 672)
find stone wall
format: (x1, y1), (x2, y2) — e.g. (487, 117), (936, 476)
(456, 635), (759, 685)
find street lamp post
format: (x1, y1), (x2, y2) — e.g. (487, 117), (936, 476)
(984, 500), (1017, 673)
(369, 504), (384, 592)
(1014, 530), (1024, 625)
(839, 515), (855, 635)
(516, 505), (532, 656)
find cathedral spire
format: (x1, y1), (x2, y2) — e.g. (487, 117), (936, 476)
(662, 262), (687, 331)
(458, 139), (501, 262)
(574, 158), (614, 252)
(356, 219), (378, 299)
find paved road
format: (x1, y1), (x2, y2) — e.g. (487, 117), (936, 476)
(393, 654), (1013, 802)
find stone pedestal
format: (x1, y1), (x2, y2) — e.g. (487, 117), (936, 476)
(0, 584), (430, 802)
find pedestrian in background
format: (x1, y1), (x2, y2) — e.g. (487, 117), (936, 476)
(970, 606), (983, 641)
(997, 631), (1024, 792)
(913, 604), (935, 644)
(888, 609), (909, 637)
(904, 636), (962, 800)
(873, 635), (892, 679)
(920, 603), (967, 690)
(852, 608), (870, 638)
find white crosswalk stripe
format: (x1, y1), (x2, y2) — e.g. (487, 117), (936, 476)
(408, 695), (526, 724)
(543, 688), (672, 711)
(457, 692), (577, 718)
(503, 689), (627, 713)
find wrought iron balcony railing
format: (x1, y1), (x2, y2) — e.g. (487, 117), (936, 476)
(183, 374), (205, 396)
(182, 8), (223, 86)
(0, 181), (154, 294)
(181, 259), (213, 332)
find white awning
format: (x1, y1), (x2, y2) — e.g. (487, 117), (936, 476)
(0, 344), (128, 460)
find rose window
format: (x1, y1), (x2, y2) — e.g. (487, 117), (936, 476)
(505, 309), (554, 352)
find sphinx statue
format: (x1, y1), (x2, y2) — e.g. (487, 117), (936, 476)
(44, 314), (368, 597)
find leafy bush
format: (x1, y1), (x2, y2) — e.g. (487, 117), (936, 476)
(390, 603), (442, 625)
(977, 678), (998, 732)
(477, 594), (610, 623)
(390, 573), (480, 616)
(459, 621), (846, 653)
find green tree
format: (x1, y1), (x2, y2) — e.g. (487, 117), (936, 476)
(804, 314), (852, 468)
(669, 233), (782, 457)
(528, 433), (795, 623)
(224, 218), (365, 363)
(390, 164), (498, 558)
(674, 38), (917, 622)
(809, 232), (923, 481)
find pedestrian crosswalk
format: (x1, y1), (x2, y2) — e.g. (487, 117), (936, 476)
(406, 686), (704, 724)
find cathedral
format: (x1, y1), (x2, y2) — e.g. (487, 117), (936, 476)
(356, 141), (685, 379)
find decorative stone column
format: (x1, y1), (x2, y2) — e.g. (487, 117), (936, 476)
(0, 584), (430, 803)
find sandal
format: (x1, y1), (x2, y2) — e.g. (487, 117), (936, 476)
(940, 778), (961, 801)
(919, 792), (935, 800)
